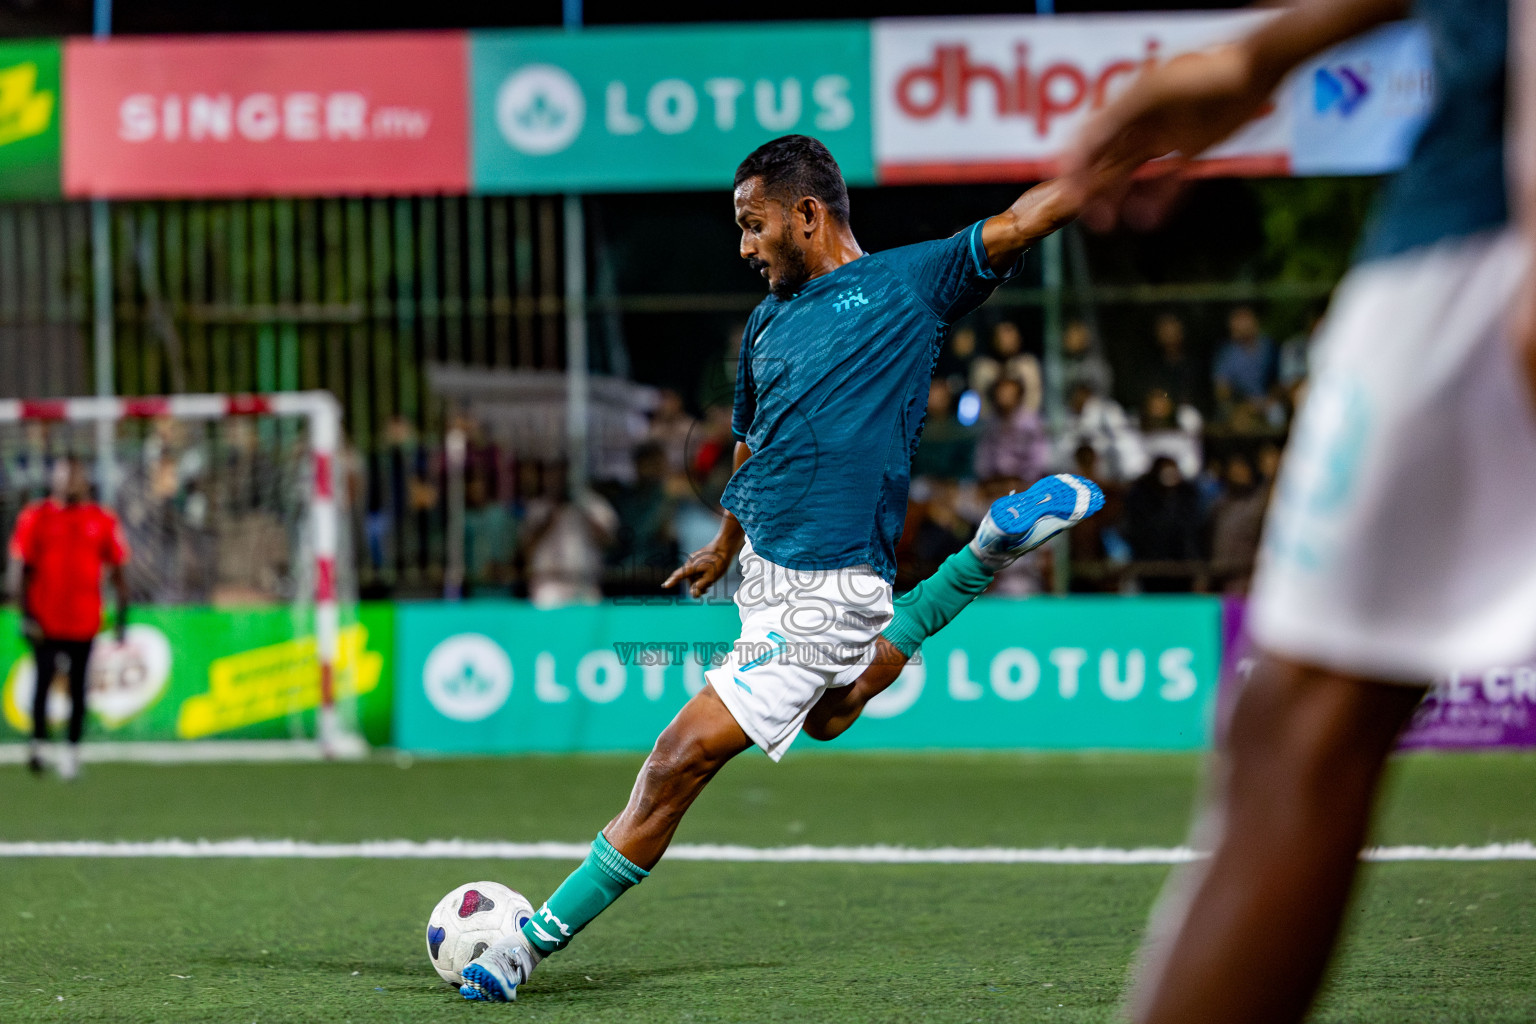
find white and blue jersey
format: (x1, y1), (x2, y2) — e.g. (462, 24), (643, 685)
(1358, 0), (1507, 261)
(723, 220), (1021, 583)
(1249, 0), (1536, 680)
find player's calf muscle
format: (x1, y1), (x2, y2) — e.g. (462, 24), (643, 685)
(629, 740), (715, 820)
(607, 689), (750, 863)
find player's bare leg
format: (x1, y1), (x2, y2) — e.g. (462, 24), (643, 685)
(1129, 654), (1426, 1024)
(803, 637), (907, 741)
(603, 686), (754, 869)
(462, 687), (752, 1002)
(463, 474), (1106, 1001)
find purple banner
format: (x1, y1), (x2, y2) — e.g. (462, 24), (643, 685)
(1218, 597), (1536, 750)
(1397, 670), (1536, 749)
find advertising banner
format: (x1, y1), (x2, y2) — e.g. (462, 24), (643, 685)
(395, 597), (1220, 754)
(0, 39), (62, 200)
(1219, 598), (1536, 750)
(0, 40), (61, 199)
(471, 24), (873, 193)
(62, 33), (467, 198)
(0, 604), (393, 745)
(873, 12), (1288, 183)
(1288, 21), (1434, 176)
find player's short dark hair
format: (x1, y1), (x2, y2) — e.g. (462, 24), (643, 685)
(734, 135), (850, 225)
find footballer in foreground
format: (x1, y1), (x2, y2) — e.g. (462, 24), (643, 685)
(454, 135), (1101, 1002)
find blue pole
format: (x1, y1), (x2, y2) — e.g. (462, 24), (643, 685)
(1036, 0), (1067, 591)
(91, 0), (114, 501)
(562, 0), (582, 31)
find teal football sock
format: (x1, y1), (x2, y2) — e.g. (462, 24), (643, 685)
(521, 832), (648, 958)
(880, 545), (995, 657)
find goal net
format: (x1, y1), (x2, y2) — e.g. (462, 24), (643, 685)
(0, 392), (364, 756)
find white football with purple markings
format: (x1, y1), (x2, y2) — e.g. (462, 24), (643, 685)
(425, 881), (534, 985)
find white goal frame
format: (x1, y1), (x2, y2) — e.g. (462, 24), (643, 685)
(0, 390), (352, 754)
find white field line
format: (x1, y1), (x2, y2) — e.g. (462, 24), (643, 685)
(0, 839), (1533, 864)
(0, 741), (353, 763)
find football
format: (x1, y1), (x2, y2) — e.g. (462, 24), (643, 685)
(425, 881), (535, 986)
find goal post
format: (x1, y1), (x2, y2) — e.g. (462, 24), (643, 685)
(0, 391), (361, 757)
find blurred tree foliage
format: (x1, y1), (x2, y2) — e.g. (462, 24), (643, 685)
(1247, 176), (1381, 329)
(1251, 176), (1381, 284)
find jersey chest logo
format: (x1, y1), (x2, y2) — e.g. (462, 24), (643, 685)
(831, 288), (869, 313)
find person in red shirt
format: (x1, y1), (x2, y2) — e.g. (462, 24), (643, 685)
(8, 456), (130, 779)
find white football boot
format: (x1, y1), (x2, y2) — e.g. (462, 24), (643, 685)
(460, 934), (541, 1002)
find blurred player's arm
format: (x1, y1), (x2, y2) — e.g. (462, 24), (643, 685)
(663, 442), (749, 599)
(1516, 0), (1536, 400)
(980, 179), (1080, 271)
(1062, 0), (1409, 223)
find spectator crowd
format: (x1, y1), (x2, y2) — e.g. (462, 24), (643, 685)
(421, 304), (1313, 604)
(0, 304), (1312, 606)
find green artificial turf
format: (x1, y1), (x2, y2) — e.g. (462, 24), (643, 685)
(0, 751), (1533, 1023)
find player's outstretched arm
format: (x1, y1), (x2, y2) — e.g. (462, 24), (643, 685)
(1061, 0), (1408, 226)
(663, 441), (750, 599)
(980, 178), (1080, 271)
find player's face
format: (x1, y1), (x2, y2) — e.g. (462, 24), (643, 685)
(735, 178), (809, 300)
(52, 460), (88, 503)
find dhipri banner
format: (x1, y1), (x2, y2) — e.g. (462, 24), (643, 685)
(873, 12), (1290, 183)
(395, 597), (1220, 754)
(471, 24), (873, 193)
(62, 33), (468, 197)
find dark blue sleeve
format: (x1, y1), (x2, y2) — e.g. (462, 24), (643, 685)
(879, 220), (1024, 324)
(730, 316), (757, 442)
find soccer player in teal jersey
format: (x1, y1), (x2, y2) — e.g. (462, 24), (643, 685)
(1064, 1), (1536, 1021)
(461, 135), (1103, 1002)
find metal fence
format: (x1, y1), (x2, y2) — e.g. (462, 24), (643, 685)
(0, 196), (582, 592)
(0, 191), (1350, 596)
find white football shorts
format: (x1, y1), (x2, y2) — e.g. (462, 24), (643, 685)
(706, 539), (893, 761)
(1250, 227), (1536, 681)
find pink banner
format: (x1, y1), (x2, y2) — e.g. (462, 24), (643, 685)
(63, 33), (467, 198)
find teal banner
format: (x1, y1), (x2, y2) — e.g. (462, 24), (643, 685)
(470, 24), (874, 193)
(394, 597), (1221, 753)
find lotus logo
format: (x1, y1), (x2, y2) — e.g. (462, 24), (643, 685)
(496, 64), (585, 155)
(422, 633), (513, 721)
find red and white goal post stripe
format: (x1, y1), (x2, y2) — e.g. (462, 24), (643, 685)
(0, 391), (355, 755)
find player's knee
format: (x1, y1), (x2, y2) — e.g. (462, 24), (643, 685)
(801, 717), (835, 742)
(802, 708), (853, 743)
